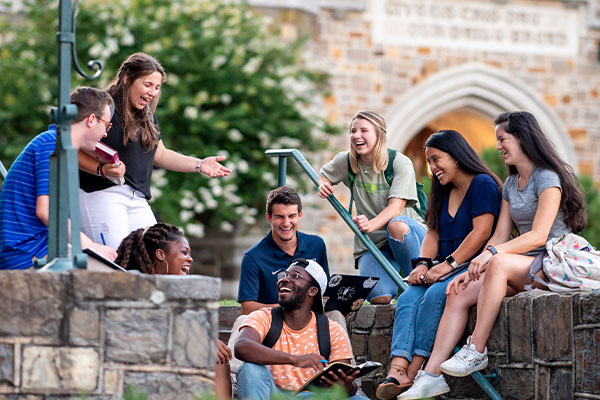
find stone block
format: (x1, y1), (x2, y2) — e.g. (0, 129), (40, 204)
(72, 271), (155, 300)
(105, 309), (169, 364)
(548, 368), (573, 400)
(373, 304), (394, 329)
(67, 306), (99, 346)
(21, 346), (99, 392)
(0, 343), (14, 385)
(219, 306), (242, 328)
(172, 309), (216, 368)
(0, 271), (66, 337)
(574, 328), (600, 392)
(497, 367), (535, 400)
(532, 293), (572, 361)
(579, 291), (600, 324)
(103, 369), (121, 395)
(487, 299), (507, 354)
(352, 306), (375, 330)
(350, 333), (367, 358)
(506, 291), (537, 363)
(367, 330), (391, 364)
(124, 372), (212, 400)
(445, 374), (488, 399)
(154, 275), (220, 301)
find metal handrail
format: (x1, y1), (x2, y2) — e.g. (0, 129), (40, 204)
(265, 148), (408, 292)
(265, 148), (503, 400)
(0, 160), (7, 182)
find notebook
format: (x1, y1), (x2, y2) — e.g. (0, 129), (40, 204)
(323, 274), (379, 315)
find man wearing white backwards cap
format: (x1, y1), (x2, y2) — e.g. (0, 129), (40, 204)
(235, 258), (367, 400)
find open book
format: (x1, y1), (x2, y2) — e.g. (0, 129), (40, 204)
(293, 360), (382, 395)
(83, 142), (124, 185)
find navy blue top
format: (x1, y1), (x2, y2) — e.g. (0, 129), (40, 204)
(237, 231), (330, 304)
(438, 174), (501, 260)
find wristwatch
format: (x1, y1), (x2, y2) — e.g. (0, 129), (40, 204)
(486, 245), (498, 256)
(196, 158), (204, 174)
(445, 255), (458, 269)
(96, 163), (105, 177)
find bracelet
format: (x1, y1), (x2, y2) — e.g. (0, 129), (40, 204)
(97, 163), (106, 177)
(196, 158), (204, 174)
(411, 257), (433, 269)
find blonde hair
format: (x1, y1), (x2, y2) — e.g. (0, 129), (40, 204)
(349, 110), (388, 174)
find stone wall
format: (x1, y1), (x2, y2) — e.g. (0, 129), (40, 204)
(0, 271), (220, 399)
(347, 290), (600, 400)
(219, 290), (600, 399)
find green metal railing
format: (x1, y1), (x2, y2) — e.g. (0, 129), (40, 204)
(265, 148), (503, 400)
(42, 0), (104, 271)
(0, 161), (6, 181)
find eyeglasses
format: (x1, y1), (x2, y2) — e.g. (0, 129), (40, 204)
(96, 115), (113, 132)
(277, 270), (309, 282)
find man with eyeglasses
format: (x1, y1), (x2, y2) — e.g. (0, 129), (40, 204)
(235, 259), (368, 400)
(0, 87), (118, 269)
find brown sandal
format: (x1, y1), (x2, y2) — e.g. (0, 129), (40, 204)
(375, 366), (413, 400)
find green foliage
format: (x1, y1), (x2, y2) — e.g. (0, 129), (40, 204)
(480, 147), (509, 182)
(578, 175), (600, 247)
(123, 385), (148, 400)
(0, 0), (337, 235)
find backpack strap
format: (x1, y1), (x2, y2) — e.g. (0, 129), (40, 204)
(262, 307), (331, 360)
(346, 154), (356, 214)
(384, 148), (397, 186)
(315, 312), (331, 360)
(262, 307), (284, 348)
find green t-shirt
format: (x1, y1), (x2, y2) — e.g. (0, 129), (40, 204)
(320, 151), (426, 258)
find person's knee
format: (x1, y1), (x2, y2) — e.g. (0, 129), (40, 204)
(388, 220), (409, 242)
(237, 362), (269, 383)
(486, 255), (507, 278)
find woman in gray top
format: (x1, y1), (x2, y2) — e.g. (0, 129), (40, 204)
(399, 111), (587, 399)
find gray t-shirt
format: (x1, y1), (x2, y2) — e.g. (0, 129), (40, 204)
(320, 151), (425, 258)
(502, 167), (570, 256)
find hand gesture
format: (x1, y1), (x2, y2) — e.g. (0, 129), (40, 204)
(199, 156), (232, 178)
(446, 271), (470, 295)
(424, 261), (453, 284)
(318, 181), (335, 199)
(102, 162), (126, 179)
(216, 339), (232, 365)
(320, 368), (360, 394)
(407, 264), (429, 285)
(352, 215), (372, 232)
(87, 242), (117, 261)
(467, 250), (492, 282)
(293, 353), (327, 372)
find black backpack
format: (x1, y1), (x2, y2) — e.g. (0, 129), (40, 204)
(262, 306), (331, 360)
(346, 148), (427, 220)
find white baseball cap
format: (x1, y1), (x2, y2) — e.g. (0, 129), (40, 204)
(290, 258), (327, 313)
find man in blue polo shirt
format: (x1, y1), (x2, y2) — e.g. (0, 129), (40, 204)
(237, 186), (329, 315)
(0, 87), (118, 269)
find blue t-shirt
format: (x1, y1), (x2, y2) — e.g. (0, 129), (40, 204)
(438, 174), (501, 260)
(237, 231), (330, 304)
(0, 126), (57, 269)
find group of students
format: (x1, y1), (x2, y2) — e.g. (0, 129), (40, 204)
(0, 49), (588, 400)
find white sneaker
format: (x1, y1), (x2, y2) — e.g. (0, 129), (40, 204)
(440, 336), (488, 377)
(397, 370), (450, 400)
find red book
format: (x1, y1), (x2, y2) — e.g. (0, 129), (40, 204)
(83, 142), (124, 185)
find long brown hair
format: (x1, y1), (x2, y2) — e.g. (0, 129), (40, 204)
(495, 111), (587, 233)
(348, 111), (388, 174)
(107, 52), (165, 151)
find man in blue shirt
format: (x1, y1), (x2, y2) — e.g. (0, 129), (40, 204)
(0, 87), (118, 269)
(237, 186), (330, 315)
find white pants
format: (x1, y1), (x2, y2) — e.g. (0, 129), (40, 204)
(79, 185), (156, 249)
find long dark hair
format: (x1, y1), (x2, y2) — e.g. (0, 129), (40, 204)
(424, 130), (503, 230)
(115, 223), (184, 274)
(107, 52), (165, 151)
(495, 111), (587, 233)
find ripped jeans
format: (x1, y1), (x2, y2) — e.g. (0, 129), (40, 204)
(358, 216), (426, 301)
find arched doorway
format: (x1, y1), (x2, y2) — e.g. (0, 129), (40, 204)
(386, 63), (577, 177)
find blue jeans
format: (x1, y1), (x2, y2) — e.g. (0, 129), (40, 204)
(236, 362), (369, 400)
(390, 270), (461, 362)
(358, 216), (426, 300)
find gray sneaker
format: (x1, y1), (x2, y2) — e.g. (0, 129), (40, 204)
(397, 370), (450, 400)
(440, 335), (488, 377)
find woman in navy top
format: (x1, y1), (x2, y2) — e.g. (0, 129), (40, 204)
(376, 130), (502, 399)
